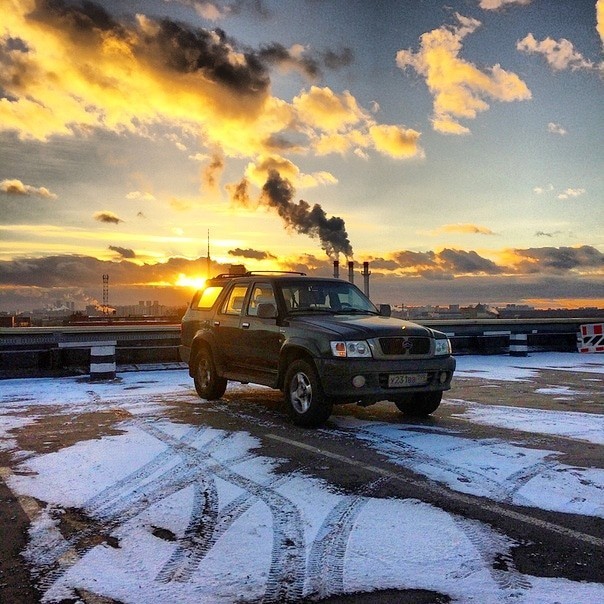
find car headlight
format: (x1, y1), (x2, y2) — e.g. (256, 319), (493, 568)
(434, 338), (452, 356)
(330, 341), (372, 358)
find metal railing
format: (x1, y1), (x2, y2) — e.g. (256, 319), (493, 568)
(1, 318), (600, 378)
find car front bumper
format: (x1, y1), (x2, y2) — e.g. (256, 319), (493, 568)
(317, 355), (456, 405)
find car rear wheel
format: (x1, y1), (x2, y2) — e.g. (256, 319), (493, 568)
(193, 347), (227, 400)
(394, 391), (442, 416)
(284, 359), (333, 427)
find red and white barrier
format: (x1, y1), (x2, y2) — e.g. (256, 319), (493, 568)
(578, 324), (604, 353)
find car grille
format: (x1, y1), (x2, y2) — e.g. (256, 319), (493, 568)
(378, 337), (431, 355)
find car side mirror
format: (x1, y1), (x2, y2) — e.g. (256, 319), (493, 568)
(379, 304), (391, 317)
(257, 302), (277, 319)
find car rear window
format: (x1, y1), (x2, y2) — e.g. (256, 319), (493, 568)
(196, 286), (224, 309)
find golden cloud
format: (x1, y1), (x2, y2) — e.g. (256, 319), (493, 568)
(369, 124), (422, 159)
(517, 33), (595, 71)
(292, 86), (367, 132)
(0, 178), (57, 199)
(397, 13), (531, 134)
(244, 155), (337, 189)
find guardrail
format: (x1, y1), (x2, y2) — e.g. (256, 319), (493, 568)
(0, 318), (601, 379)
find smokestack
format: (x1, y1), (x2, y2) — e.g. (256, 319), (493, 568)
(362, 261), (371, 298)
(333, 259), (339, 279)
(348, 261), (354, 284)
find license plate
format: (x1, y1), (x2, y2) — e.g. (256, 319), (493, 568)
(388, 373), (428, 388)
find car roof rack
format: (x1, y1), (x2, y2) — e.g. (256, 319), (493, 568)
(210, 270), (306, 279)
(246, 271), (306, 276)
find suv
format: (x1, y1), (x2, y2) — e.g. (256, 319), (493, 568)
(180, 272), (455, 427)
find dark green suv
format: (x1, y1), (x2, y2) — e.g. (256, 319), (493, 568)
(180, 272), (455, 427)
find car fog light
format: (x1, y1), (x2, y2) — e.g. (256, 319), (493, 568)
(439, 371), (448, 384)
(352, 375), (366, 388)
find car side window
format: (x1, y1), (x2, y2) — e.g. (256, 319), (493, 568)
(196, 285), (224, 309)
(247, 283), (276, 316)
(222, 284), (249, 315)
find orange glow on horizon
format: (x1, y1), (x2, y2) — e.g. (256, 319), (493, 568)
(175, 274), (207, 289)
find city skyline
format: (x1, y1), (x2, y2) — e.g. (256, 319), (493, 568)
(1, 0), (603, 311)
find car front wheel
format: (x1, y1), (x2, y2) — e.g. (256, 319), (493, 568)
(193, 347), (227, 400)
(394, 391), (442, 416)
(284, 359), (333, 427)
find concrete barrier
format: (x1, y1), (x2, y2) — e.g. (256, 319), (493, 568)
(509, 333), (528, 357)
(59, 341), (117, 380)
(578, 323), (604, 353)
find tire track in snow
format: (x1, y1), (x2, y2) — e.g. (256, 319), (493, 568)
(452, 516), (533, 598)
(140, 424), (307, 602)
(305, 477), (390, 599)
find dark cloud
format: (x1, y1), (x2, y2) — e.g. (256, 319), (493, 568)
(1, 251), (602, 311)
(202, 153), (224, 191)
(108, 245), (136, 259)
(392, 250), (437, 268)
(226, 178), (251, 205)
(31, 0), (122, 35)
(228, 247), (276, 260)
(93, 211), (123, 224)
(260, 170), (353, 259)
(513, 245), (604, 272)
(30, 0), (271, 96)
(258, 43), (321, 79)
(438, 248), (502, 275)
(228, 247), (277, 260)
(321, 47), (354, 70)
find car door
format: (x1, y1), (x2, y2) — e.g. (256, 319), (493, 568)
(213, 282), (250, 371)
(236, 282), (282, 379)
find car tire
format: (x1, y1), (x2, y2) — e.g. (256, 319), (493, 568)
(394, 391), (442, 416)
(284, 359), (333, 427)
(193, 347), (227, 400)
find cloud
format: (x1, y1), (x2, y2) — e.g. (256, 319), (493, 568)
(228, 247), (276, 260)
(108, 245), (136, 258)
(479, 0), (532, 10)
(1, 247), (601, 310)
(598, 0), (604, 47)
(244, 155), (338, 189)
(202, 152), (225, 191)
(517, 33), (596, 71)
(126, 191), (156, 201)
(93, 211), (123, 224)
(292, 86), (368, 133)
(557, 188), (586, 200)
(397, 13), (531, 134)
(533, 184), (554, 194)
(1, 0), (273, 146)
(0, 178), (57, 199)
(431, 223), (497, 236)
(547, 122), (567, 135)
(368, 124), (423, 159)
(506, 245), (603, 273)
(535, 231), (562, 238)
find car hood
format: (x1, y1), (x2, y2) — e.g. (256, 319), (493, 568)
(287, 313), (438, 339)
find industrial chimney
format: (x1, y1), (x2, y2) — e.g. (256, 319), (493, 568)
(348, 261), (354, 284)
(362, 261), (371, 298)
(333, 260), (339, 279)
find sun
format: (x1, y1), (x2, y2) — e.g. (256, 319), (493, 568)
(175, 274), (206, 289)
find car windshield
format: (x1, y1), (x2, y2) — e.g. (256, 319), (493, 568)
(279, 280), (379, 315)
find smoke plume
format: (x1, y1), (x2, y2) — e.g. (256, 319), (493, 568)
(260, 170), (353, 259)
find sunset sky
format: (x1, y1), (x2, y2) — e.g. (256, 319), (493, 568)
(1, 0), (603, 311)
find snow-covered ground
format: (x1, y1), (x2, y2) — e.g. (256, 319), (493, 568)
(0, 353), (602, 603)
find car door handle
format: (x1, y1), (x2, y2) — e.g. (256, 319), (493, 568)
(242, 322), (250, 329)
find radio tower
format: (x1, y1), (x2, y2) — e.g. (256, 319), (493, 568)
(102, 274), (109, 315)
(207, 229), (211, 278)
